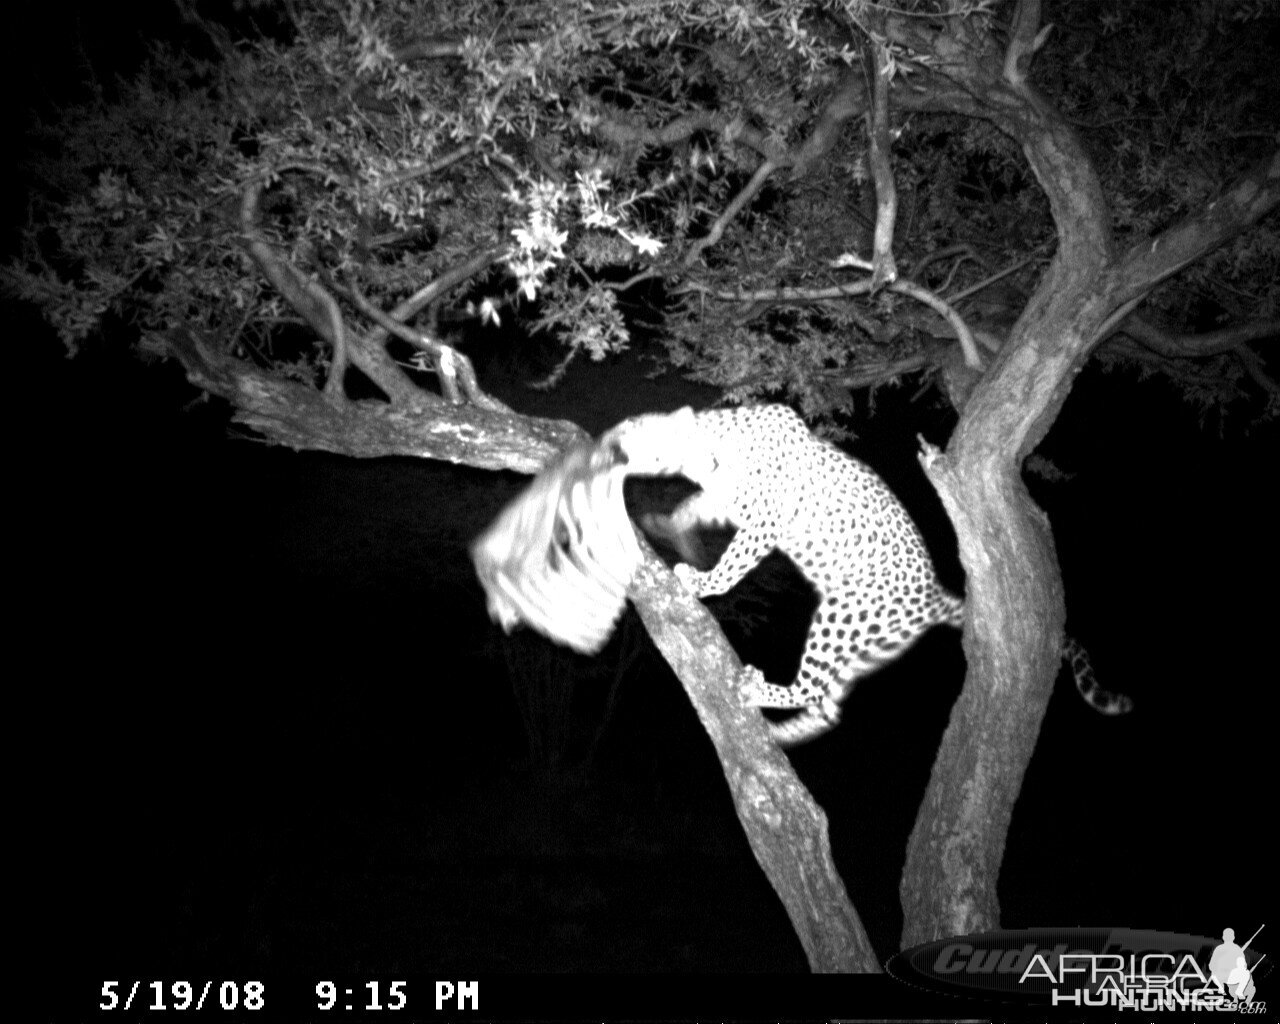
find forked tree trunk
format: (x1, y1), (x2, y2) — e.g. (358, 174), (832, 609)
(900, 282), (1094, 944)
(896, 132), (1279, 956)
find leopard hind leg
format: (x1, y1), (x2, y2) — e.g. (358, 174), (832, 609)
(741, 589), (928, 710)
(741, 585), (959, 744)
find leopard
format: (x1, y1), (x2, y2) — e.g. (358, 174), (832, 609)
(473, 403), (1131, 746)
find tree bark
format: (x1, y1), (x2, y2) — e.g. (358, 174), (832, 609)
(889, 0), (1122, 943)
(894, 2), (1279, 947)
(628, 552), (879, 973)
(165, 329), (585, 471)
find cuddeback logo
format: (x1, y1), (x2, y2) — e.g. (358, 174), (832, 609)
(886, 925), (1268, 1011)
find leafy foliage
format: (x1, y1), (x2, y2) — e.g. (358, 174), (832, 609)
(6, 0), (1278, 423)
(1041, 3), (1277, 314)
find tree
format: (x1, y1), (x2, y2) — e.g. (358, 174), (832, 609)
(9, 0), (1277, 971)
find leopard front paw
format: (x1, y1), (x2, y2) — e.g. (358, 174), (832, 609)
(672, 561), (701, 590)
(739, 666), (771, 706)
(738, 667), (806, 710)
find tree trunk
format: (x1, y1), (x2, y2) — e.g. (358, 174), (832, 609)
(900, 431), (1065, 943)
(899, 251), (1121, 944)
(898, 138), (1276, 944)
(628, 554), (879, 972)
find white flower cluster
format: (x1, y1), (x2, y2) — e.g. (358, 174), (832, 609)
(501, 170), (663, 308)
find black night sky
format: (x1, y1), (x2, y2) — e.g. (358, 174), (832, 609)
(8, 1), (1275, 1016)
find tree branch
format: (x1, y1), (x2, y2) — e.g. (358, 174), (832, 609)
(819, 350), (932, 391)
(1109, 150), (1280, 312)
(680, 276), (981, 368)
(1002, 0), (1054, 89)
(864, 39), (899, 290)
(1234, 344), (1280, 404)
(682, 159), (781, 267)
(236, 176), (422, 405)
(628, 555), (879, 973)
(337, 275), (513, 414)
(380, 246), (509, 342)
(1115, 311), (1280, 359)
(789, 69), (866, 180)
(165, 328), (584, 470)
(891, 279), (982, 369)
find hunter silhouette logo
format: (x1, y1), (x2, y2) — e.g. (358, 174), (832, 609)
(1208, 925), (1264, 1004)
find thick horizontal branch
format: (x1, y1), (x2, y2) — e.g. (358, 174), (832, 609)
(166, 329), (585, 471)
